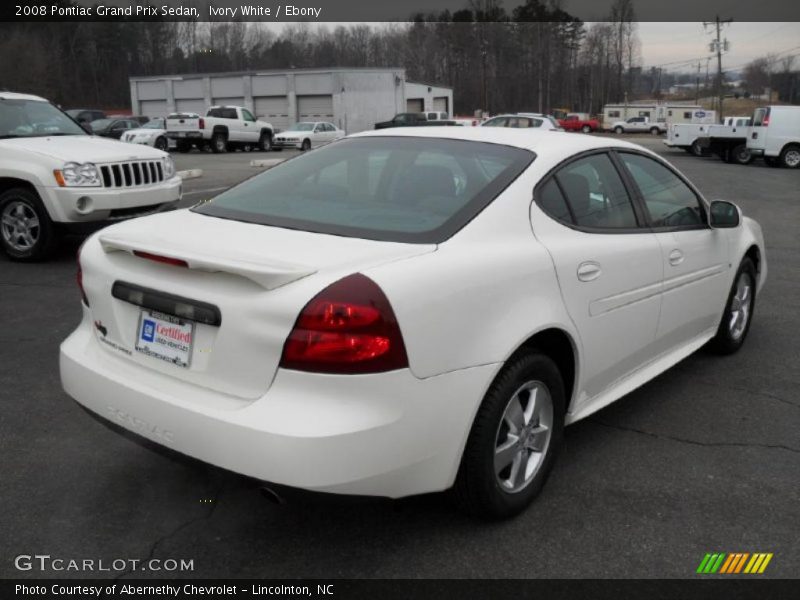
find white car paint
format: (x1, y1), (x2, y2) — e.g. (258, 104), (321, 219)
(273, 122), (345, 150)
(747, 106), (800, 167)
(60, 127), (766, 504)
(481, 114), (562, 130)
(0, 92), (181, 258)
(121, 117), (173, 150)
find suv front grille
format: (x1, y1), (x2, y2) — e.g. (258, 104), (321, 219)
(101, 161), (164, 188)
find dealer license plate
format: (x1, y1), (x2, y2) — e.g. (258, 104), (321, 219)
(135, 310), (194, 368)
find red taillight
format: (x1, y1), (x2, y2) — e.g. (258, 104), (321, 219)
(280, 273), (408, 374)
(77, 242), (89, 306)
(762, 114), (770, 127)
(199, 118), (205, 130)
(133, 250), (189, 268)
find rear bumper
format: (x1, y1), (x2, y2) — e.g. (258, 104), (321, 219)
(40, 176), (182, 224)
(60, 315), (495, 498)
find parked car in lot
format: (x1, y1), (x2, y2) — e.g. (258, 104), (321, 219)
(482, 114), (563, 130)
(0, 92), (181, 260)
(374, 112), (457, 129)
(65, 109), (106, 126)
(273, 122), (345, 151)
(122, 117), (170, 151)
(61, 127), (765, 518)
(166, 106), (274, 153)
(747, 106), (800, 169)
(89, 118), (142, 140)
(610, 116), (666, 135)
(558, 112), (600, 133)
(108, 115), (150, 126)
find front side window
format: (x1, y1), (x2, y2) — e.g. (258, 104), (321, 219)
(242, 109), (256, 122)
(619, 153), (705, 228)
(193, 137), (534, 243)
(552, 153), (638, 229)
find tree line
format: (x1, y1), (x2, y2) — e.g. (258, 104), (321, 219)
(1, 0), (653, 115)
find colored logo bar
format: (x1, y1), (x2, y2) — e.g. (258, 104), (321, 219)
(697, 553), (773, 574)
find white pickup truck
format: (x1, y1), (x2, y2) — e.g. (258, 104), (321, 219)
(610, 116), (666, 135)
(0, 92), (181, 261)
(696, 118), (754, 165)
(665, 117), (751, 156)
(166, 106), (274, 153)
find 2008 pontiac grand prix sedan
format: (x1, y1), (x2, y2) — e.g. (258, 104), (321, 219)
(60, 128), (766, 518)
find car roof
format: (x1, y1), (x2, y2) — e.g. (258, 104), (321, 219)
(0, 92), (48, 102)
(352, 126), (648, 156)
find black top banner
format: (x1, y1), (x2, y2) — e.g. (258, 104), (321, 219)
(4, 0), (800, 22)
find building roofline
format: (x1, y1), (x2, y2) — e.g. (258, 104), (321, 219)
(129, 67), (408, 82)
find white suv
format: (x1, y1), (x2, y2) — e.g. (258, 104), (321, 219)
(0, 92), (182, 261)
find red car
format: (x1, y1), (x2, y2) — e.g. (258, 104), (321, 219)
(558, 113), (600, 133)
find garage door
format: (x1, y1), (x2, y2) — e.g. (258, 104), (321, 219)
(175, 99), (206, 115)
(406, 98), (424, 113)
(139, 100), (168, 118)
(254, 96), (291, 131)
(213, 97), (245, 108)
(433, 97), (449, 114)
(297, 95), (334, 120)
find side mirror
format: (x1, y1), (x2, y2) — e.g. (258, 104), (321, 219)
(709, 200), (741, 228)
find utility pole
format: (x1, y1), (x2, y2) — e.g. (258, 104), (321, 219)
(704, 16), (732, 119)
(695, 62), (701, 104)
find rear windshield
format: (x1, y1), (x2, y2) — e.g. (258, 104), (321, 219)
(193, 136), (534, 243)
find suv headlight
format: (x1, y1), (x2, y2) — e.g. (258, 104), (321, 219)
(54, 162), (102, 187)
(163, 155), (175, 179)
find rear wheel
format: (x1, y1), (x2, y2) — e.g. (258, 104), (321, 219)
(581, 125), (591, 133)
(614, 126), (624, 134)
(211, 133), (228, 153)
(779, 144), (800, 169)
(690, 140), (705, 157)
(154, 136), (168, 152)
(650, 127), (660, 135)
(454, 352), (565, 519)
(0, 187), (58, 261)
(709, 258), (756, 354)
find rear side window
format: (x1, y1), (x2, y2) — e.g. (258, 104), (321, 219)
(193, 137), (534, 243)
(619, 153), (705, 228)
(537, 179), (573, 223)
(553, 154), (638, 229)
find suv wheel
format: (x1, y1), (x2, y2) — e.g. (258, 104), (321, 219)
(211, 133), (228, 153)
(780, 145), (800, 169)
(258, 132), (272, 152)
(0, 187), (58, 261)
(454, 352), (565, 519)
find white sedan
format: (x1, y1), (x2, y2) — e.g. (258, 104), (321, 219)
(60, 128), (766, 518)
(273, 121), (345, 151)
(121, 117), (171, 151)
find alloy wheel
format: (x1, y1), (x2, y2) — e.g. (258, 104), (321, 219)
(729, 272), (753, 341)
(1, 200), (40, 252)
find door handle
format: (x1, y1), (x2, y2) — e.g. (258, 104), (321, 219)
(668, 249), (684, 266)
(577, 261), (602, 282)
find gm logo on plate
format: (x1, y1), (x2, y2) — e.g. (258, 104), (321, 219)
(141, 319), (156, 342)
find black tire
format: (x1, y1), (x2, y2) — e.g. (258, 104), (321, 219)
(731, 144), (753, 165)
(690, 140), (706, 157)
(0, 187), (59, 261)
(614, 126), (624, 134)
(211, 132), (227, 153)
(154, 136), (168, 152)
(779, 144), (800, 169)
(650, 127), (660, 135)
(176, 140), (191, 153)
(581, 125), (591, 133)
(258, 132), (272, 152)
(709, 258), (757, 355)
(454, 352), (565, 519)
(301, 138), (311, 151)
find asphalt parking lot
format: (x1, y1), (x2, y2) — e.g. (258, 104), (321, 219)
(1, 137), (798, 579)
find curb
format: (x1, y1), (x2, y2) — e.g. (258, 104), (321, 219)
(177, 169), (203, 180)
(250, 159), (286, 168)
